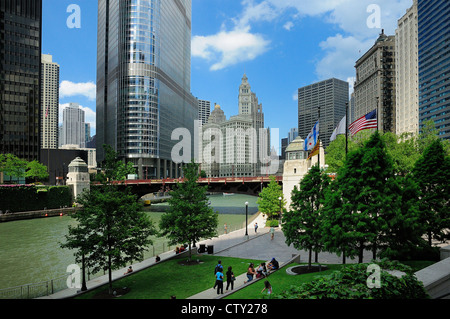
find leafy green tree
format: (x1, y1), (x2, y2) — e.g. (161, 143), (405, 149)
(321, 178), (354, 264)
(282, 164), (330, 268)
(337, 132), (400, 262)
(379, 174), (427, 260)
(412, 138), (450, 246)
(0, 154), (27, 180)
(256, 176), (285, 221)
(159, 161), (218, 261)
(101, 144), (136, 181)
(61, 186), (155, 295)
(25, 160), (49, 182)
(381, 132), (420, 175)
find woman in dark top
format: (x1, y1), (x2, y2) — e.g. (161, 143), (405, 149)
(226, 266), (235, 291)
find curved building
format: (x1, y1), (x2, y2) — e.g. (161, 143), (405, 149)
(96, 0), (198, 179)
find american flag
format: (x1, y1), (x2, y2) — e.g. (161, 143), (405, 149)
(349, 109), (377, 136)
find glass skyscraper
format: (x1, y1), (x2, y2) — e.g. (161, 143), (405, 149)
(0, 0), (42, 161)
(96, 0), (198, 179)
(418, 0), (450, 140)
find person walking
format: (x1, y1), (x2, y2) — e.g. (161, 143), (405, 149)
(226, 266), (235, 291)
(261, 280), (272, 296)
(213, 260), (223, 289)
(270, 226), (275, 240)
(215, 268), (224, 294)
(254, 223), (258, 233)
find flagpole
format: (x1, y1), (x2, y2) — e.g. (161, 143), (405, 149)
(318, 105), (320, 169)
(345, 102), (348, 158)
(376, 96), (379, 132)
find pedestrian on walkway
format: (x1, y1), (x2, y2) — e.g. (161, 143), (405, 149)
(270, 226), (275, 240)
(224, 223), (228, 234)
(254, 223), (258, 233)
(215, 268), (224, 294)
(226, 266), (235, 291)
(213, 260), (223, 289)
(244, 263), (256, 284)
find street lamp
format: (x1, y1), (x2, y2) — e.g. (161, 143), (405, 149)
(278, 196), (282, 221)
(245, 202), (249, 240)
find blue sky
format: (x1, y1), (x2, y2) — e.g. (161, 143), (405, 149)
(42, 0), (413, 147)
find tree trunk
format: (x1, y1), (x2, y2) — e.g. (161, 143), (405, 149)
(358, 241), (364, 263)
(308, 248), (312, 269)
(342, 251), (346, 264)
(108, 255), (113, 295)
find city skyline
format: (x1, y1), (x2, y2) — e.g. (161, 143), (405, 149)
(42, 0), (415, 146)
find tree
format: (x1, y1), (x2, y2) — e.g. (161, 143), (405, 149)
(159, 161), (218, 261)
(336, 132), (400, 262)
(412, 138), (450, 246)
(282, 164), (330, 268)
(0, 154), (27, 181)
(256, 176), (285, 221)
(102, 144), (136, 181)
(321, 178), (355, 264)
(61, 186), (156, 295)
(25, 160), (49, 182)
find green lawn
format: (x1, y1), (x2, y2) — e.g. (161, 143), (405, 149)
(225, 260), (437, 299)
(75, 255), (264, 299)
(225, 263), (345, 299)
(75, 259), (436, 300)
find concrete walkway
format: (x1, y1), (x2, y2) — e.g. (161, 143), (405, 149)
(38, 212), (373, 299)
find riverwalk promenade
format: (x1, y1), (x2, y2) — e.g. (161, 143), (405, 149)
(38, 212), (373, 300)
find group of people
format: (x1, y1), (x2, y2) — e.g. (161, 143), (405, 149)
(213, 260), (236, 295)
(175, 244), (187, 254)
(214, 258), (279, 296)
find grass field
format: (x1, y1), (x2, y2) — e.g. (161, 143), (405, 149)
(75, 255), (265, 299)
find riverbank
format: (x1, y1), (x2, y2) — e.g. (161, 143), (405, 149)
(0, 207), (79, 223)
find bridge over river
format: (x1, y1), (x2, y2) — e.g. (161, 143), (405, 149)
(109, 176), (283, 198)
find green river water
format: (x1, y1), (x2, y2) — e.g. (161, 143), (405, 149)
(0, 194), (259, 290)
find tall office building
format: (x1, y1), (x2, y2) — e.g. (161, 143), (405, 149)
(96, 0), (198, 179)
(61, 103), (85, 148)
(395, 0), (419, 137)
(418, 0), (450, 140)
(287, 128), (298, 144)
(298, 78), (349, 149)
(41, 54), (60, 149)
(198, 100), (211, 125)
(354, 30), (396, 134)
(0, 0), (42, 161)
(202, 74), (269, 177)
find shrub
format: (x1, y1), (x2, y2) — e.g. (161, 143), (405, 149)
(271, 260), (429, 299)
(266, 219), (279, 227)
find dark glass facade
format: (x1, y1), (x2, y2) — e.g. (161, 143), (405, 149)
(97, 0), (198, 178)
(418, 0), (450, 140)
(298, 78), (349, 149)
(0, 0), (42, 161)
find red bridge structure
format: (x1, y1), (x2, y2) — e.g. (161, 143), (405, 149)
(113, 176), (283, 199)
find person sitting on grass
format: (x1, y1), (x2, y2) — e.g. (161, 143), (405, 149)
(267, 258), (279, 272)
(124, 266), (133, 275)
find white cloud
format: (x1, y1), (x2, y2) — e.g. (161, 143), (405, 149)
(283, 21), (294, 31)
(193, 0), (413, 76)
(59, 80), (96, 101)
(315, 34), (373, 81)
(192, 26), (270, 71)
